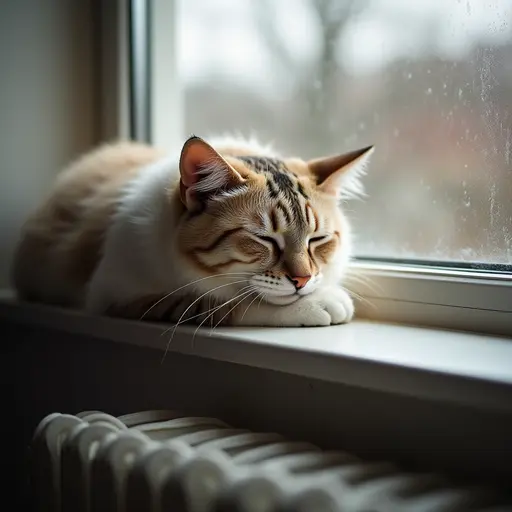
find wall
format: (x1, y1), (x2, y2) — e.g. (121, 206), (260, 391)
(0, 0), (100, 286)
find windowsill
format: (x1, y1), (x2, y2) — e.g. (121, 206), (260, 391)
(2, 290), (512, 413)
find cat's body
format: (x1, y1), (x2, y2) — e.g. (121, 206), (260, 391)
(12, 136), (373, 327)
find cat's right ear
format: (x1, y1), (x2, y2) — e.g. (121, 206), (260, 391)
(179, 136), (246, 211)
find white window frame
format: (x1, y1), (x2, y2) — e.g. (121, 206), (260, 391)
(102, 0), (182, 148)
(138, 0), (512, 338)
(350, 261), (512, 336)
(149, 0), (183, 151)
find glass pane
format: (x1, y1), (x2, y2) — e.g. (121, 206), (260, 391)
(177, 0), (512, 264)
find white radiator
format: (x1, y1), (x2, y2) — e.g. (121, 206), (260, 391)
(30, 410), (511, 511)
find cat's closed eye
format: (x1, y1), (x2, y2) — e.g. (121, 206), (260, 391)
(256, 235), (275, 244)
(309, 235), (329, 245)
(254, 234), (281, 253)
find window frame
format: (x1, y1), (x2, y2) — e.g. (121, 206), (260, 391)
(349, 261), (512, 336)
(135, 0), (512, 337)
(148, 0), (183, 150)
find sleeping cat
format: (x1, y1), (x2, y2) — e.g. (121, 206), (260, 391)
(11, 135), (374, 327)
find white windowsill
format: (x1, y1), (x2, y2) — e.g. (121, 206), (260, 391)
(2, 290), (512, 414)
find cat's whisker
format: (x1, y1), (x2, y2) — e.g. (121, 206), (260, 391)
(345, 270), (372, 284)
(207, 288), (257, 336)
(161, 299), (222, 328)
(189, 288), (256, 351)
(192, 286), (252, 325)
(194, 286), (255, 337)
(160, 279), (249, 363)
(140, 272), (252, 320)
(345, 287), (377, 310)
(344, 271), (383, 296)
(344, 279), (380, 300)
(346, 267), (380, 284)
(239, 291), (263, 323)
(345, 273), (379, 290)
(158, 281), (251, 339)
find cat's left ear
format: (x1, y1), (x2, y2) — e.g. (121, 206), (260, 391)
(308, 145), (375, 200)
(179, 136), (246, 210)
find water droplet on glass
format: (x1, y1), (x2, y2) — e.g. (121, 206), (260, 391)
(426, 87), (433, 95)
(407, 72), (413, 79)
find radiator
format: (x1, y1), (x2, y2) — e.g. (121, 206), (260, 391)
(30, 410), (511, 512)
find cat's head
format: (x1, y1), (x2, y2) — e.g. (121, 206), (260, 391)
(174, 136), (374, 305)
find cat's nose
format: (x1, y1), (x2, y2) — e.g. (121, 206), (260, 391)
(287, 275), (312, 290)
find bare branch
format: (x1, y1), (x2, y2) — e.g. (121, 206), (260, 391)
(252, 0), (296, 73)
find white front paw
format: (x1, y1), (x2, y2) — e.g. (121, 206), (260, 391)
(296, 288), (354, 327)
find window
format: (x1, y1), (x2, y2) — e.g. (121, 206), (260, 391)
(148, 0), (512, 335)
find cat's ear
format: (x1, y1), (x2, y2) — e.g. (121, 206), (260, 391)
(308, 145), (374, 200)
(179, 136), (246, 210)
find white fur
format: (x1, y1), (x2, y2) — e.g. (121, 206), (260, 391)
(86, 154), (182, 312)
(191, 159), (230, 193)
(206, 133), (278, 157)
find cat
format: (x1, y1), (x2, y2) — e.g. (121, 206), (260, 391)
(11, 135), (374, 327)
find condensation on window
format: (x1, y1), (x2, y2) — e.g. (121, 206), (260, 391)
(178, 0), (512, 264)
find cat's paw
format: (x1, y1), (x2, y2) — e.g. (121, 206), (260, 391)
(295, 287), (354, 326)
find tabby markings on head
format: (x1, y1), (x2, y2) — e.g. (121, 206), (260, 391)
(238, 156), (310, 230)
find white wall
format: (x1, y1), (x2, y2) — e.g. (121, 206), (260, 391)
(0, 0), (99, 286)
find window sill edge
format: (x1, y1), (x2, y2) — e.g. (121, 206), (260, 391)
(2, 290), (512, 414)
